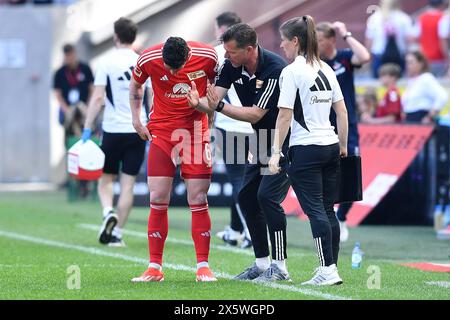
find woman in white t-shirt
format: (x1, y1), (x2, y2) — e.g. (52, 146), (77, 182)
(402, 50), (448, 123)
(365, 0), (413, 77)
(268, 15), (349, 286)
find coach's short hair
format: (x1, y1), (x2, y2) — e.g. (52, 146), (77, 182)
(162, 37), (189, 70)
(221, 23), (258, 48)
(215, 11), (242, 28)
(114, 17), (137, 45)
(316, 22), (336, 39)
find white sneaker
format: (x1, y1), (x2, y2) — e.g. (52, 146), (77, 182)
(216, 226), (242, 246)
(98, 211), (118, 245)
(216, 226), (231, 240)
(301, 264), (343, 286)
(339, 221), (349, 242)
(108, 227), (126, 247)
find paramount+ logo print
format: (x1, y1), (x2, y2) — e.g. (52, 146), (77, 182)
(165, 83), (191, 99)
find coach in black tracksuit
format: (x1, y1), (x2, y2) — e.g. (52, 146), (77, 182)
(194, 23), (291, 282)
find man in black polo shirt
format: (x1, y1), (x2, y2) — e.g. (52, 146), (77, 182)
(188, 23), (291, 282)
(54, 44), (94, 141)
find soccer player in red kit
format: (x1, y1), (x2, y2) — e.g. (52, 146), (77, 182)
(129, 37), (218, 282)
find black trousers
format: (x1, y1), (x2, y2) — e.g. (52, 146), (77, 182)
(288, 143), (340, 266)
(238, 155), (290, 260)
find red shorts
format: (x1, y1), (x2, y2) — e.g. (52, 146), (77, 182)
(147, 133), (212, 179)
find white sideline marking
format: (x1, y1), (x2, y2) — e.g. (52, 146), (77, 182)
(0, 230), (350, 300)
(79, 223), (307, 258)
(425, 281), (450, 289)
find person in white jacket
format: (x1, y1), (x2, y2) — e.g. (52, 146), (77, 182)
(402, 50), (448, 123)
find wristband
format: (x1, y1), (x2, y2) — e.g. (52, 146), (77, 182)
(216, 101), (225, 112)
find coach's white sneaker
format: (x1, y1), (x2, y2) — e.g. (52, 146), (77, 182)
(339, 221), (349, 242)
(301, 264), (343, 286)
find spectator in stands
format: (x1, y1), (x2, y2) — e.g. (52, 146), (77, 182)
(365, 0), (414, 77)
(213, 11), (253, 249)
(360, 63), (403, 124)
(412, 0), (449, 77)
(437, 2), (450, 76)
(357, 88), (378, 122)
(53, 44), (94, 141)
(316, 21), (370, 242)
(402, 51), (448, 123)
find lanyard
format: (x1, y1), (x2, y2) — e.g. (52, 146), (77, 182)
(65, 66), (81, 87)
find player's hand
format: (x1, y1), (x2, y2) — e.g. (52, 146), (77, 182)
(81, 128), (91, 143)
(333, 21), (347, 38)
(206, 83), (220, 110)
(133, 120), (152, 141)
(187, 81), (200, 109)
(268, 153), (281, 174)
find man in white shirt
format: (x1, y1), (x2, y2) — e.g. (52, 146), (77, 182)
(213, 12), (254, 249)
(82, 17), (150, 247)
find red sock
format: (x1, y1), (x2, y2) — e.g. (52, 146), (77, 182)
(148, 202), (168, 266)
(190, 203), (211, 264)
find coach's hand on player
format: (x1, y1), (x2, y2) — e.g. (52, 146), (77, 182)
(133, 120), (152, 141)
(206, 82), (220, 111)
(268, 153), (281, 174)
(187, 81), (200, 109)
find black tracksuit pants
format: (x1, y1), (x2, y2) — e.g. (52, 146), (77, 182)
(238, 155), (290, 260)
(288, 143), (341, 266)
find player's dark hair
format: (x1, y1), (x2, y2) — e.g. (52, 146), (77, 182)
(221, 23), (258, 48)
(162, 37), (189, 70)
(63, 44), (75, 54)
(280, 16), (321, 66)
(215, 11), (242, 28)
(114, 17), (138, 44)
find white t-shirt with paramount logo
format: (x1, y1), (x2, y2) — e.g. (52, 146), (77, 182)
(278, 55), (343, 147)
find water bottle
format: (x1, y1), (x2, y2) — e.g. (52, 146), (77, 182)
(351, 242), (363, 269)
(434, 204), (444, 231)
(444, 205), (450, 228)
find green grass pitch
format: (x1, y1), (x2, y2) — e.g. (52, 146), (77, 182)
(0, 191), (448, 300)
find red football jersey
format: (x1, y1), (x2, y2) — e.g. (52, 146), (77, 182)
(132, 41), (218, 137)
(376, 86), (402, 122)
